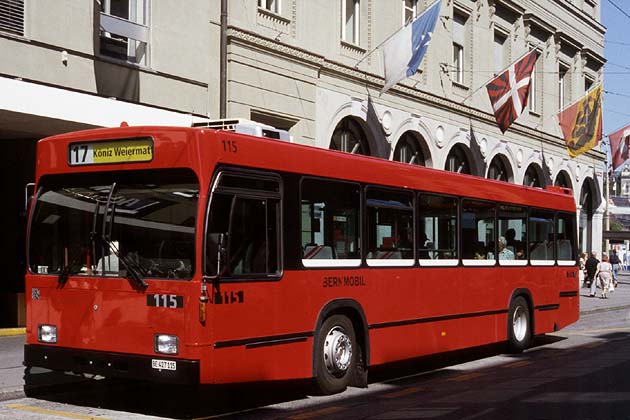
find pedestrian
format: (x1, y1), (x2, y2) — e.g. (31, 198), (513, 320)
(595, 254), (613, 299)
(610, 249), (621, 288)
(579, 251), (587, 288)
(586, 250), (599, 296)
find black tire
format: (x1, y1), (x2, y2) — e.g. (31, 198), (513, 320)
(507, 296), (531, 353)
(314, 315), (356, 395)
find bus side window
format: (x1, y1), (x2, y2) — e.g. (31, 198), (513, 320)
(461, 199), (496, 262)
(498, 205), (527, 262)
(366, 187), (414, 261)
(205, 171), (281, 278)
(418, 194), (458, 261)
(300, 178), (360, 265)
(529, 209), (555, 263)
(556, 213), (577, 264)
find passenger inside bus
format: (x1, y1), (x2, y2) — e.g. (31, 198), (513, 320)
(497, 236), (515, 260)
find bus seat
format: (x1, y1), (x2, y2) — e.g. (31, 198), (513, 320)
(303, 245), (334, 259)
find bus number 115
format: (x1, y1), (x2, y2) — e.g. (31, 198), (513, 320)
(147, 294), (183, 309)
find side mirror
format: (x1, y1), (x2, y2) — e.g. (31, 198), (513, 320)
(24, 182), (35, 215)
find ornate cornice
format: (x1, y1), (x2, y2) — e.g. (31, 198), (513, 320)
(227, 26), (604, 160)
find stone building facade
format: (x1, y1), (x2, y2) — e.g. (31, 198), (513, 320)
(0, 0), (605, 326)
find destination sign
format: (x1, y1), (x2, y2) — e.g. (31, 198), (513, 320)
(68, 138), (153, 166)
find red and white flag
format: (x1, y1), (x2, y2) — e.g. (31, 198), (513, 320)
(486, 50), (540, 133)
(610, 125), (630, 171)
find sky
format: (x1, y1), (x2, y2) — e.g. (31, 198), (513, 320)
(602, 0), (630, 140)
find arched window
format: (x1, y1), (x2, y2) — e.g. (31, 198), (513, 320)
(330, 117), (370, 156)
(487, 155), (510, 181)
(393, 132), (425, 165)
(554, 171), (572, 189)
(445, 144), (471, 174)
(523, 164), (544, 188)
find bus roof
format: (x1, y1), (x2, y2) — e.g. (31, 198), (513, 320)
(35, 125), (576, 212)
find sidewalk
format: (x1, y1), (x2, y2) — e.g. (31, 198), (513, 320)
(579, 270), (630, 314)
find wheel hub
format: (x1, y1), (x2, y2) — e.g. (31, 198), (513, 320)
(323, 327), (352, 375)
(513, 306), (527, 341)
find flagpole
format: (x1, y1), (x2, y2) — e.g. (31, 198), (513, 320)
(354, 0), (441, 69)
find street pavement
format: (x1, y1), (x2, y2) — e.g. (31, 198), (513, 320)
(1, 271), (629, 404)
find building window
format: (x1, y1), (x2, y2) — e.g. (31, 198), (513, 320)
(330, 117), (370, 156)
(0, 0), (24, 36)
(585, 75), (594, 93)
(558, 64), (569, 110)
(445, 144), (470, 174)
(453, 43), (464, 84)
(403, 0), (417, 25)
(528, 48), (541, 114)
(341, 0), (360, 45)
(100, 0), (150, 66)
(258, 0), (280, 14)
(523, 164), (543, 188)
(494, 32), (508, 74)
(452, 12), (467, 85)
(394, 132), (425, 165)
(487, 155), (509, 181)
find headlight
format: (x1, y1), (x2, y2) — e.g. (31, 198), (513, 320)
(38, 325), (57, 343)
(154, 334), (178, 355)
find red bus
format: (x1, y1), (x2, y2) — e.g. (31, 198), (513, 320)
(24, 121), (579, 396)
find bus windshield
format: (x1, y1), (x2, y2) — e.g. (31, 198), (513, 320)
(28, 169), (198, 281)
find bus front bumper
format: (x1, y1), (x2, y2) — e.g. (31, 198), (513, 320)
(24, 344), (199, 385)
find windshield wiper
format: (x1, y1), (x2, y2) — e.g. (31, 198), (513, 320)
(58, 260), (80, 285)
(101, 186), (148, 289)
(102, 238), (148, 289)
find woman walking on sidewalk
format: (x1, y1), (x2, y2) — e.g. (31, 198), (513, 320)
(595, 254), (613, 299)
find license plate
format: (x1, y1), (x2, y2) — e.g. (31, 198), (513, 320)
(151, 359), (177, 371)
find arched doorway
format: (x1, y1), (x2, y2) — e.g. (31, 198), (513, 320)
(330, 117), (370, 156)
(487, 154), (512, 182)
(393, 131), (426, 165)
(523, 163), (544, 188)
(554, 170), (573, 189)
(445, 144), (471, 174)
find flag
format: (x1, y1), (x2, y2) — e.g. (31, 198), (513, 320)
(540, 151), (553, 186)
(609, 124), (630, 171)
(365, 94), (390, 158)
(486, 50), (540, 133)
(468, 124), (487, 176)
(381, 0), (441, 94)
(559, 84), (603, 158)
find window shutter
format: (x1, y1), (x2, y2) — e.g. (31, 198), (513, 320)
(0, 0), (24, 36)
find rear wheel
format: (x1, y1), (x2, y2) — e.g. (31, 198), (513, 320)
(314, 315), (356, 395)
(507, 296), (531, 353)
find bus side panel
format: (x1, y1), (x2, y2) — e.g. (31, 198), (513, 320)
(199, 272), (317, 384)
(205, 341), (313, 384)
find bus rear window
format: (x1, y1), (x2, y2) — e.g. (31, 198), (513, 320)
(28, 169), (199, 280)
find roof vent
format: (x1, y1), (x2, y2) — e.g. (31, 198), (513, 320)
(193, 118), (290, 142)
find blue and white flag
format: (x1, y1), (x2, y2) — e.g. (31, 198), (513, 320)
(381, 0), (441, 94)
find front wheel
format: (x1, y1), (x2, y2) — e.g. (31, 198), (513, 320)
(507, 296), (531, 353)
(314, 315), (356, 395)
